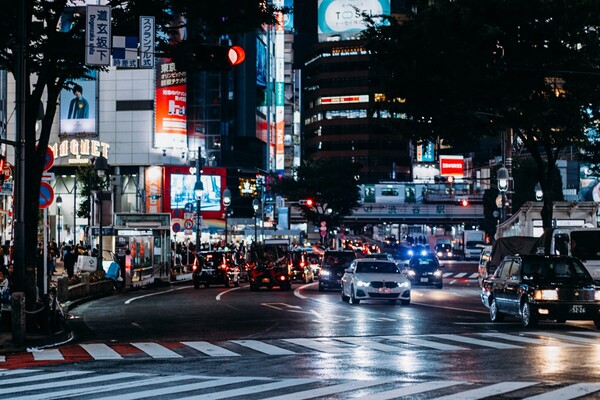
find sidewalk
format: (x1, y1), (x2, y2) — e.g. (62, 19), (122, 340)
(0, 261), (193, 355)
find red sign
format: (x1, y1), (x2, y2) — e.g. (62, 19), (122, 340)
(39, 181), (54, 209)
(43, 146), (54, 171)
(2, 162), (11, 180)
(439, 156), (464, 177)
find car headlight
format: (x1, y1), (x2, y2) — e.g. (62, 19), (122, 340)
(320, 270), (330, 277)
(448, 252), (453, 257)
(356, 280), (370, 287)
(534, 289), (558, 301)
(433, 270), (442, 277)
(437, 252), (443, 257)
(406, 270), (416, 277)
(595, 290), (600, 300)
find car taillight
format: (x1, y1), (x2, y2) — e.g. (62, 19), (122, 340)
(221, 263), (227, 270)
(300, 262), (305, 267)
(279, 275), (287, 281)
(193, 264), (198, 271)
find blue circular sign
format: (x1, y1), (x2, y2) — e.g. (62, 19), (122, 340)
(172, 222), (181, 233)
(184, 202), (194, 213)
(39, 182), (54, 209)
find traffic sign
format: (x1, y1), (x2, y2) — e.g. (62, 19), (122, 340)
(320, 230), (327, 237)
(43, 146), (54, 171)
(172, 221), (181, 233)
(184, 202), (194, 213)
(183, 219), (194, 230)
(39, 181), (54, 209)
(172, 209), (184, 219)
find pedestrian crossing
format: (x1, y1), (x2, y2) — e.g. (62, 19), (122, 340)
(1, 368), (600, 400)
(3, 330), (599, 367)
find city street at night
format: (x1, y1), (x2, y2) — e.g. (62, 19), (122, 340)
(2, 263), (600, 399)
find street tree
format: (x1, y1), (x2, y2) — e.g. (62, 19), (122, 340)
(362, 0), (600, 235)
(0, 0), (280, 336)
(271, 159), (362, 228)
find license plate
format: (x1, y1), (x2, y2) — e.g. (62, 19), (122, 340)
(378, 288), (391, 294)
(262, 278), (270, 283)
(570, 305), (586, 314)
(420, 278), (429, 283)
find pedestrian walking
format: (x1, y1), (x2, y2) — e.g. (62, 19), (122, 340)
(63, 246), (78, 279)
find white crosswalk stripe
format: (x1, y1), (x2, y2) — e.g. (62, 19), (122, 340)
(383, 335), (468, 350)
(231, 339), (296, 355)
(182, 341), (241, 357)
(477, 332), (582, 347)
(80, 343), (124, 360)
(31, 348), (63, 361)
(130, 342), (182, 358)
(428, 334), (523, 349)
(1, 369), (600, 400)
(282, 337), (352, 353)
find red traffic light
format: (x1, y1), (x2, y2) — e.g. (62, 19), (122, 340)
(460, 199), (469, 207)
(228, 45), (245, 66)
(298, 199), (314, 206)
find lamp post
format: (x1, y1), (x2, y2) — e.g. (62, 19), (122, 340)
(194, 179), (204, 253)
(222, 187), (231, 246)
(535, 183), (543, 201)
(252, 198), (259, 244)
(56, 195), (62, 246)
(94, 155), (109, 270)
(497, 166), (509, 222)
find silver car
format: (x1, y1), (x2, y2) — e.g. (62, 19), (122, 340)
(341, 259), (411, 305)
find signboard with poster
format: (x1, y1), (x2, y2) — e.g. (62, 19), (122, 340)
(318, 0), (390, 42)
(439, 155), (464, 177)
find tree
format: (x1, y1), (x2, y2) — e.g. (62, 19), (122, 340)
(362, 0), (600, 235)
(0, 0), (280, 334)
(271, 159), (362, 228)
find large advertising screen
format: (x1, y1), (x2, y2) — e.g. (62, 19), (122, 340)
(163, 166), (226, 220)
(318, 0), (390, 42)
(59, 73), (97, 137)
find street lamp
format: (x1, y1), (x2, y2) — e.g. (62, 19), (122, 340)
(194, 179), (204, 253)
(497, 166), (509, 222)
(222, 187), (231, 245)
(94, 155), (109, 270)
(56, 195), (62, 245)
(535, 182), (543, 201)
(252, 198), (259, 244)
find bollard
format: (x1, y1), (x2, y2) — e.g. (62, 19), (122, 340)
(57, 276), (69, 303)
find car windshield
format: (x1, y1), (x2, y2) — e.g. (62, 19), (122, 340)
(324, 253), (355, 267)
(411, 255), (439, 267)
(202, 253), (227, 267)
(356, 262), (399, 274)
(522, 258), (592, 281)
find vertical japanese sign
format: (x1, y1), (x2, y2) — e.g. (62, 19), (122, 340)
(145, 166), (163, 214)
(274, 0), (285, 174)
(154, 13), (187, 149)
(86, 5), (111, 66)
(139, 16), (155, 68)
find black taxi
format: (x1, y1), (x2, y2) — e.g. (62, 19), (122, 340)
(192, 251), (240, 288)
(481, 254), (600, 328)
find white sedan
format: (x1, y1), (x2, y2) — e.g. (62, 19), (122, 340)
(341, 259), (411, 305)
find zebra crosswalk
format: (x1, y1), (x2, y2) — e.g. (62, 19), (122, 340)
(2, 330), (599, 367)
(1, 368), (600, 399)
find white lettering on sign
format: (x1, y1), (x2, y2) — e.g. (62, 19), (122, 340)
(442, 163), (463, 168)
(51, 139), (110, 162)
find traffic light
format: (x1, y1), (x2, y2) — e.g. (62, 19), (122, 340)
(192, 44), (245, 71)
(458, 199), (469, 207)
(298, 199), (314, 207)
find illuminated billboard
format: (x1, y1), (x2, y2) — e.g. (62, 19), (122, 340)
(318, 0), (390, 42)
(59, 73), (97, 137)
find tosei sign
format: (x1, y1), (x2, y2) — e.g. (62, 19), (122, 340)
(439, 155), (464, 177)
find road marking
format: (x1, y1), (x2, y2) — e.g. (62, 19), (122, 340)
(81, 343), (124, 360)
(526, 332), (600, 345)
(215, 286), (242, 301)
(131, 342), (182, 358)
(454, 272), (467, 278)
(384, 335), (468, 350)
(477, 332), (582, 347)
(31, 349), (63, 361)
(443, 272), (453, 278)
(429, 334), (523, 349)
(263, 379), (388, 400)
(523, 383), (600, 400)
(177, 378), (316, 400)
(0, 370), (91, 388)
(431, 381), (538, 400)
(90, 377), (258, 400)
(124, 287), (187, 304)
(283, 338), (352, 353)
(231, 340), (296, 355)
(182, 341), (240, 357)
(361, 380), (466, 400)
(335, 337), (407, 352)
(469, 273), (479, 279)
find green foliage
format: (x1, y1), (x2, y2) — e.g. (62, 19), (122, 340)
(270, 159), (362, 227)
(363, 0), (600, 228)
